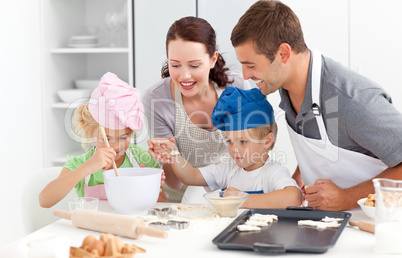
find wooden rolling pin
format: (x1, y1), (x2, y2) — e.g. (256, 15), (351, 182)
(349, 220), (375, 234)
(54, 209), (168, 239)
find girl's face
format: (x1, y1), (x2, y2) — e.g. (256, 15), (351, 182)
(93, 127), (133, 159)
(226, 129), (272, 171)
(167, 39), (218, 98)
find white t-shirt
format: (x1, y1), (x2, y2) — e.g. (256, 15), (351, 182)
(199, 157), (298, 193)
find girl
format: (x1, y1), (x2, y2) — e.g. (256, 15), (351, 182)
(40, 72), (166, 208)
(142, 16), (250, 203)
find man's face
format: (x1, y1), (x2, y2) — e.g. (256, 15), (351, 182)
(235, 41), (285, 95)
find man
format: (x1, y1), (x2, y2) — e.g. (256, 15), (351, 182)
(231, 0), (402, 211)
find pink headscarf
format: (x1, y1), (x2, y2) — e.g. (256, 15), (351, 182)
(88, 72), (144, 131)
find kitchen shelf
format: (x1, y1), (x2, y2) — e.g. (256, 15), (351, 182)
(50, 47), (129, 54)
(42, 0), (133, 166)
(51, 101), (89, 109)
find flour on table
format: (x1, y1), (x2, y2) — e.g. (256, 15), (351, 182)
(172, 204), (219, 219)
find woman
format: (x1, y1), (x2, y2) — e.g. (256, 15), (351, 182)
(142, 16), (250, 203)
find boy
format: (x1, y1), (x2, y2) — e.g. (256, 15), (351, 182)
(151, 87), (301, 208)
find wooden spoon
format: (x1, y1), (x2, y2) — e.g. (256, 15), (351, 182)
(99, 126), (120, 177)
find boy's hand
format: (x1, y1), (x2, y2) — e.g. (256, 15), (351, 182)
(148, 136), (178, 164)
(86, 147), (116, 172)
(224, 187), (241, 192)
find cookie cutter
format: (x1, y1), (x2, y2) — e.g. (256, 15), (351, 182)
(148, 220), (190, 231)
(167, 220), (189, 230)
(148, 222), (171, 231)
(148, 207), (177, 218)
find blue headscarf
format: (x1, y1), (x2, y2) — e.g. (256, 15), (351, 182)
(212, 87), (275, 131)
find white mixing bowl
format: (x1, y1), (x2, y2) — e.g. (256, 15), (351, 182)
(103, 168), (163, 214)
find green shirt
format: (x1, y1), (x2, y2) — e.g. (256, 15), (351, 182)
(64, 144), (159, 197)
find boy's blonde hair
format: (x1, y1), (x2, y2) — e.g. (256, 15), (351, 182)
(249, 122), (278, 150)
(72, 104), (99, 150)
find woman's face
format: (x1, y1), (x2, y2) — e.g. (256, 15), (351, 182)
(167, 39), (217, 98)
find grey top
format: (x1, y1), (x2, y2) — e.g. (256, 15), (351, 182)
(279, 51), (402, 167)
(142, 70), (250, 141)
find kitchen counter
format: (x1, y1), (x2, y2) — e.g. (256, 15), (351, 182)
(0, 202), (384, 257)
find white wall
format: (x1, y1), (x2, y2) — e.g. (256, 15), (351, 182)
(0, 0), (43, 247)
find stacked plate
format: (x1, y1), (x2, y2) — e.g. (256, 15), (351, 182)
(68, 35), (99, 48)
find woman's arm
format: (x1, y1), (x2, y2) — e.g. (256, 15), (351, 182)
(149, 138), (207, 187)
(161, 163), (182, 189)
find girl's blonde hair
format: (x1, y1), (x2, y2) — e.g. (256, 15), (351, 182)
(72, 104), (99, 150)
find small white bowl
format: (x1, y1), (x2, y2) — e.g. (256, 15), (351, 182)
(57, 89), (91, 103)
(74, 80), (99, 90)
(103, 168), (163, 214)
(357, 198), (376, 219)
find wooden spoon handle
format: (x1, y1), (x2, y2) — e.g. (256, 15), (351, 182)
(136, 226), (168, 239)
(99, 126), (120, 177)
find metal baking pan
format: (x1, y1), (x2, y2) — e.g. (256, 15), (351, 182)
(212, 208), (351, 254)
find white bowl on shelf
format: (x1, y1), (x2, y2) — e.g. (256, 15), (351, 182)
(57, 89), (91, 103)
(74, 80), (99, 90)
(357, 198), (376, 219)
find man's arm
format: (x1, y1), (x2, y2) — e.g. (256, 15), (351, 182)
(306, 162), (402, 211)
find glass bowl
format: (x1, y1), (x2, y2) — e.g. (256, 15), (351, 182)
(203, 191), (249, 217)
(68, 197), (99, 212)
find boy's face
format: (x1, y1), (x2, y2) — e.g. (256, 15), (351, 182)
(226, 129), (272, 171)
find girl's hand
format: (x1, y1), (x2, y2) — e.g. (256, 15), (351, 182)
(148, 137), (178, 164)
(86, 147), (117, 172)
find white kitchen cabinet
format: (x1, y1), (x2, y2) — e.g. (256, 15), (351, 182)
(198, 0), (349, 173)
(134, 0), (196, 147)
(41, 0), (133, 166)
(350, 0), (402, 112)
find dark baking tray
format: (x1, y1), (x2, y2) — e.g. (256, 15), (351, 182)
(212, 208), (351, 254)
